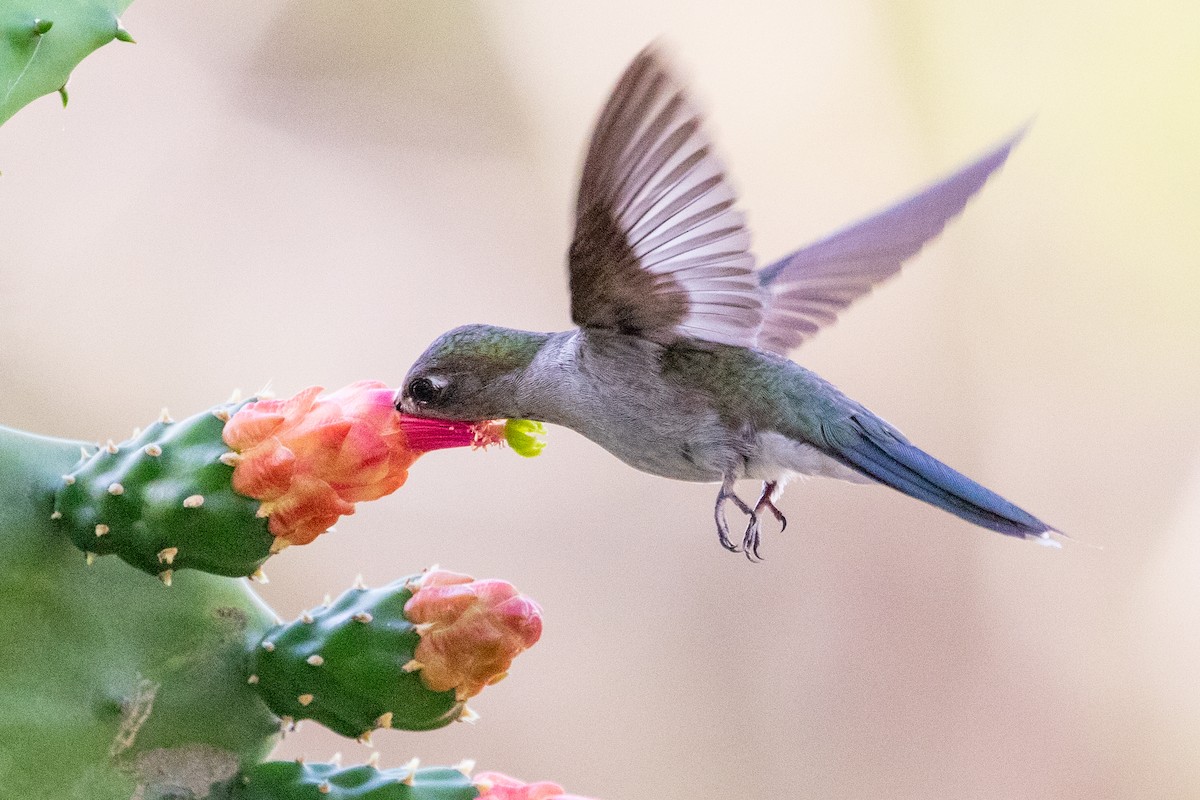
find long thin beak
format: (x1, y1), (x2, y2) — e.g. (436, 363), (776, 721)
(393, 392), (414, 415)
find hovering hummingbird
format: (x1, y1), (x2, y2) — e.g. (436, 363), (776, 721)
(397, 45), (1056, 558)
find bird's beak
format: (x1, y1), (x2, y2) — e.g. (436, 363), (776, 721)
(393, 391), (414, 415)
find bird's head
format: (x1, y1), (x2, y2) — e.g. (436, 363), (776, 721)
(396, 324), (549, 421)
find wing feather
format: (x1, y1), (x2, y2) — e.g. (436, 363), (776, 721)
(568, 46), (763, 346)
(755, 130), (1026, 354)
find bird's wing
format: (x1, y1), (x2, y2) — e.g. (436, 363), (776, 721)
(754, 130), (1025, 355)
(568, 45), (764, 348)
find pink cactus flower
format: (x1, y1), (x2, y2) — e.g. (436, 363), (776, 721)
(222, 381), (504, 546)
(404, 569), (544, 700)
(474, 771), (596, 800)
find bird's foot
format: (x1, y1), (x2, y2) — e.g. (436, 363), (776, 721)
(740, 482), (788, 562)
(715, 480), (753, 552)
(754, 482), (787, 532)
(741, 515), (764, 562)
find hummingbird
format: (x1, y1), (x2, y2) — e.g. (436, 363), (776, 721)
(396, 45), (1056, 559)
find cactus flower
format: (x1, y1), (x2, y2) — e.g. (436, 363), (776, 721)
(475, 772), (596, 800)
(404, 569), (544, 700)
(223, 381), (505, 546)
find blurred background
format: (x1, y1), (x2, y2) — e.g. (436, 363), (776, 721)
(2, 1), (1199, 798)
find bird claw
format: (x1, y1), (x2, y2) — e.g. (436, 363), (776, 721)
(714, 481), (752, 552)
(716, 480), (788, 561)
(755, 483), (787, 532)
(739, 482), (788, 562)
(741, 516), (764, 562)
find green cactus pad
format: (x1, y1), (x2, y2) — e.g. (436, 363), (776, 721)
(250, 576), (464, 740)
(0, 424), (281, 800)
(0, 0), (136, 126)
(235, 762), (480, 800)
(53, 399), (276, 580)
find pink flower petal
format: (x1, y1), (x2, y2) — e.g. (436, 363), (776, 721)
(223, 383), (505, 546)
(404, 570), (543, 698)
(475, 772), (597, 800)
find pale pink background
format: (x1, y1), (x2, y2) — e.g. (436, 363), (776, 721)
(2, 2), (1199, 798)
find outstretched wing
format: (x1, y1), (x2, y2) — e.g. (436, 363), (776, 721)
(568, 46), (764, 347)
(754, 130), (1025, 355)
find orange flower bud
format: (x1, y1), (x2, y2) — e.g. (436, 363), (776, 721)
(404, 570), (543, 700)
(223, 382), (504, 545)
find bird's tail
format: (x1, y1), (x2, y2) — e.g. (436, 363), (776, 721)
(820, 412), (1057, 541)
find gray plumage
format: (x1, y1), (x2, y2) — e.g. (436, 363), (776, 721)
(398, 45), (1056, 558)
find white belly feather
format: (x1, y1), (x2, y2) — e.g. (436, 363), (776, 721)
(744, 432), (873, 484)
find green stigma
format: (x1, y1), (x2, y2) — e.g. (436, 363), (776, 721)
(504, 419), (547, 458)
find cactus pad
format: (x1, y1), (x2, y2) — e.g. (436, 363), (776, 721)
(53, 400), (276, 580)
(1, 0), (136, 126)
(236, 761), (480, 800)
(250, 576), (464, 739)
(0, 424), (282, 799)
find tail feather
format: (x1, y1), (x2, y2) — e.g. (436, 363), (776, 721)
(821, 413), (1054, 539)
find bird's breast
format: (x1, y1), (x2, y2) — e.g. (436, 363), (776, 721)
(519, 333), (745, 482)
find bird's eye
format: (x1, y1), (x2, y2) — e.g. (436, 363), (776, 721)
(407, 377), (442, 405)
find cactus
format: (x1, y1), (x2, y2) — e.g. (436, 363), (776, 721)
(0, 392), (553, 799)
(49, 383), (513, 580)
(0, 0), (136, 126)
(234, 761), (593, 800)
(235, 761), (479, 800)
(0, 423), (279, 799)
(249, 576), (469, 739)
(250, 569), (543, 740)
(53, 399), (275, 582)
(4, 17), (597, 799)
